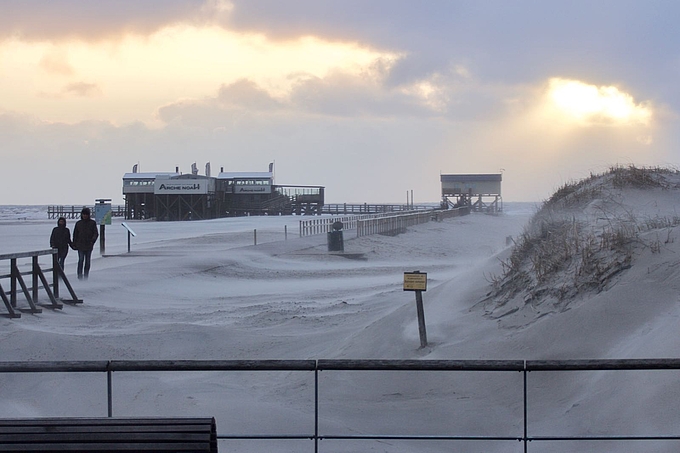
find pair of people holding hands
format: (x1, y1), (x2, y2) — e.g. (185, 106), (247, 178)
(50, 207), (98, 279)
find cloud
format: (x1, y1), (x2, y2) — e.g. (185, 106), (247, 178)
(61, 82), (103, 98)
(155, 74), (409, 126)
(153, 68), (551, 128)
(288, 71), (425, 118)
(38, 52), (74, 75)
(217, 79), (282, 110)
(37, 82), (103, 99)
(221, 1), (680, 115)
(0, 0), (209, 41)
(546, 78), (652, 127)
(156, 79), (284, 128)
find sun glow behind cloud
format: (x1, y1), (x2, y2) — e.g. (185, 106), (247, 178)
(547, 78), (652, 126)
(0, 25), (401, 125)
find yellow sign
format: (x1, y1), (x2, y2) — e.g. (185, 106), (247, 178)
(403, 272), (427, 291)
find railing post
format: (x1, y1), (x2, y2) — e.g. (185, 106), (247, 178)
(32, 256), (39, 303)
(52, 251), (60, 299)
(315, 363), (319, 453)
(523, 361), (528, 453)
(10, 258), (17, 308)
(107, 363), (113, 417)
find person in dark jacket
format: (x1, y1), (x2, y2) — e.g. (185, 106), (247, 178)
(72, 207), (99, 279)
(49, 217), (72, 270)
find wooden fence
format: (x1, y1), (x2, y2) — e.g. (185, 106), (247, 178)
(356, 207), (469, 237)
(321, 204), (433, 215)
(299, 210), (442, 238)
(299, 207), (470, 238)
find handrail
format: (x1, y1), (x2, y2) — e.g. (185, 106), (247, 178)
(299, 210), (442, 238)
(317, 358), (524, 371)
(0, 249), (82, 318)
(1, 358), (679, 452)
(527, 358), (680, 370)
(0, 249), (56, 261)
(321, 204), (432, 215)
(48, 205), (126, 219)
(355, 207), (470, 237)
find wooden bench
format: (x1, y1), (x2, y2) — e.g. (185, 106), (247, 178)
(0, 417), (217, 452)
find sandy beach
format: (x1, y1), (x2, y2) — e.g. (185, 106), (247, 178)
(2, 187), (680, 452)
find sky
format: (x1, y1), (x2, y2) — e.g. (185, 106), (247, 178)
(1, 0), (679, 205)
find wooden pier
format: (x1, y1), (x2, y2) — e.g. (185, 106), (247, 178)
(48, 205), (126, 220)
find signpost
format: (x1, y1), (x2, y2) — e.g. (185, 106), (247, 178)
(95, 199), (112, 254)
(121, 222), (137, 253)
(403, 271), (428, 348)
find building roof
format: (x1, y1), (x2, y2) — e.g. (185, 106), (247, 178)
(164, 174), (214, 180)
(123, 172), (179, 179)
(440, 174), (502, 182)
(217, 172), (273, 179)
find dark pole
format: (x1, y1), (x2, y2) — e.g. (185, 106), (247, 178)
(127, 231), (131, 253)
(415, 290), (427, 348)
(100, 224), (105, 255)
(32, 256), (39, 303)
(52, 251), (59, 299)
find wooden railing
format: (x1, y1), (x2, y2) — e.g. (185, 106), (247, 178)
(48, 205), (126, 219)
(299, 215), (371, 237)
(0, 249), (82, 318)
(321, 204), (432, 215)
(299, 210), (439, 238)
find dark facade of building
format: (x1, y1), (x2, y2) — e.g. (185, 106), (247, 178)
(123, 169), (324, 220)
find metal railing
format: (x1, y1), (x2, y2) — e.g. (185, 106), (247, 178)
(1, 359), (679, 452)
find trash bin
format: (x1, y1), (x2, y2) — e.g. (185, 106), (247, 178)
(327, 221), (344, 252)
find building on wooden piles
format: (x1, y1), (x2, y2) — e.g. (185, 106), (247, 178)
(123, 166), (324, 220)
(440, 173), (502, 213)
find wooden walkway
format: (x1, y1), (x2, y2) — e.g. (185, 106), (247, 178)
(48, 205), (126, 219)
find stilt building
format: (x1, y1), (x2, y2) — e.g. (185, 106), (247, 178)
(123, 164), (324, 220)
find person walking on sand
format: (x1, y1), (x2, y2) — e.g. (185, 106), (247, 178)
(49, 217), (72, 270)
(72, 207), (99, 279)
